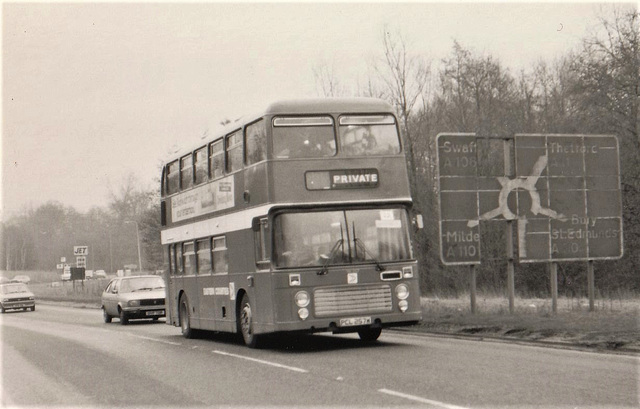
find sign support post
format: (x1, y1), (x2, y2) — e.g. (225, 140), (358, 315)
(587, 260), (595, 312)
(550, 262), (558, 314)
(470, 265), (477, 314)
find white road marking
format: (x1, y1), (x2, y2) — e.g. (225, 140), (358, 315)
(212, 350), (308, 373)
(378, 388), (470, 409)
(128, 334), (183, 346)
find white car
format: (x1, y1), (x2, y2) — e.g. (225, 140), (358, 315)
(95, 270), (107, 279)
(0, 283), (35, 312)
(101, 275), (166, 325)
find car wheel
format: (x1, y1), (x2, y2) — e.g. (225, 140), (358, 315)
(1, 305), (5, 314)
(357, 327), (382, 342)
(30, 306), (35, 312)
(102, 307), (112, 323)
(238, 293), (262, 348)
(179, 294), (195, 338)
(119, 308), (129, 325)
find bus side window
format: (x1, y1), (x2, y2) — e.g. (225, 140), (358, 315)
(183, 242), (196, 275)
(194, 146), (208, 185)
(226, 131), (243, 173)
(167, 161), (179, 194)
(197, 238), (212, 275)
(209, 139), (224, 179)
(245, 119), (266, 165)
(254, 218), (270, 268)
(181, 154), (193, 189)
(212, 236), (228, 273)
(176, 244), (184, 275)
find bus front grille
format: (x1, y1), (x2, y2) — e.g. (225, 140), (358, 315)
(313, 285), (392, 317)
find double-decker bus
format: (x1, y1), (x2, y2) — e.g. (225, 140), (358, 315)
(160, 98), (422, 347)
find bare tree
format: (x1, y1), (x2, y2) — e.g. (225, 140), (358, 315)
(374, 26), (430, 195)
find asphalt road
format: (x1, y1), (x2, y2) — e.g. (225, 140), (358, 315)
(1, 304), (638, 408)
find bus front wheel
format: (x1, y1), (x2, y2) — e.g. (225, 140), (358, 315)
(238, 293), (262, 348)
(179, 294), (195, 339)
(358, 327), (382, 342)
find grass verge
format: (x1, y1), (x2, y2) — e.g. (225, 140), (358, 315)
(412, 296), (640, 353)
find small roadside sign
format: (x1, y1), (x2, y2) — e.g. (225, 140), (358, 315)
(56, 263), (64, 269)
(74, 246), (89, 256)
(76, 256), (87, 268)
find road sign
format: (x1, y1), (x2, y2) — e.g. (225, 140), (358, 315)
(513, 134), (623, 262)
(437, 133), (481, 265)
(436, 133), (623, 265)
(76, 256), (87, 268)
(74, 246), (89, 256)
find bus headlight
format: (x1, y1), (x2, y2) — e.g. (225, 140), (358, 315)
(128, 300), (140, 307)
(294, 291), (310, 307)
(398, 300), (409, 312)
(298, 308), (309, 320)
(395, 284), (409, 300)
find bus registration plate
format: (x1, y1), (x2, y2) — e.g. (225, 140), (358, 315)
(339, 316), (371, 327)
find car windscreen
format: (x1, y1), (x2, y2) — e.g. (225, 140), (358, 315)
(119, 277), (165, 293)
(0, 284), (29, 294)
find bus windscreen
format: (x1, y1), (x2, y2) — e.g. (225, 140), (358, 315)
(274, 208), (412, 268)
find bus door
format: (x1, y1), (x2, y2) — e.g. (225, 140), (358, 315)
(167, 244), (181, 326)
(181, 241), (200, 327)
(195, 238), (216, 328)
(211, 236), (231, 328)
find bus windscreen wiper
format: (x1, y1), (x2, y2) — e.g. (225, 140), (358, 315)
(317, 239), (344, 276)
(353, 237), (386, 271)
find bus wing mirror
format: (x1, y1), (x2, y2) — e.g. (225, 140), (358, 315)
(251, 217), (260, 232)
(414, 214), (424, 230)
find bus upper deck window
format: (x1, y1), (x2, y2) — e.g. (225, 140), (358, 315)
(167, 161), (179, 195)
(209, 139), (224, 179)
(181, 154), (193, 189)
(226, 131), (243, 173)
(272, 116), (336, 159)
(194, 147), (208, 185)
(339, 115), (400, 156)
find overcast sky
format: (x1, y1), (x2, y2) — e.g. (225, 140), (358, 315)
(1, 2), (626, 220)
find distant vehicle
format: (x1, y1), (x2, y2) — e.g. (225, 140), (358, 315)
(101, 275), (166, 325)
(84, 270), (94, 279)
(11, 275), (31, 284)
(0, 283), (36, 313)
(95, 270), (107, 279)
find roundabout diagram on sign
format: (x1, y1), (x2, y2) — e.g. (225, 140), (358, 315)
(467, 155), (567, 228)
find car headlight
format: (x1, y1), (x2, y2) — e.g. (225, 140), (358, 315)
(395, 284), (409, 300)
(294, 291), (310, 307)
(127, 300), (140, 307)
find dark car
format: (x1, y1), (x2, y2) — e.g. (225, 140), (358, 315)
(101, 275), (166, 325)
(0, 283), (36, 312)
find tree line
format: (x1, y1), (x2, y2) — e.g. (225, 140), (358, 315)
(3, 7), (637, 298)
(319, 6), (639, 297)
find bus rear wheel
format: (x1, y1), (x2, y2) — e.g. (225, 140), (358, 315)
(179, 294), (195, 339)
(358, 327), (382, 342)
(238, 293), (262, 348)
